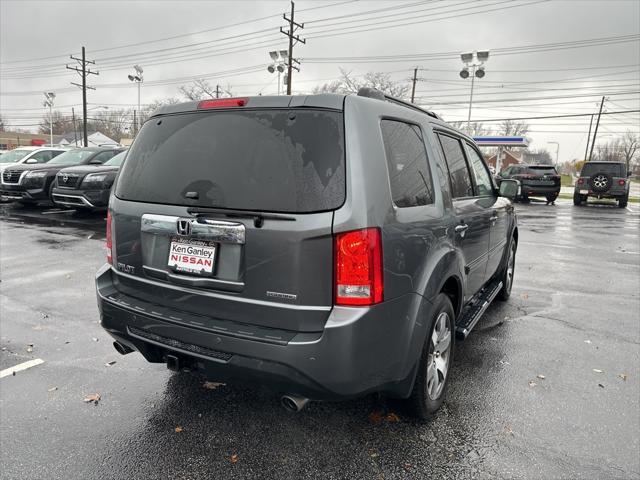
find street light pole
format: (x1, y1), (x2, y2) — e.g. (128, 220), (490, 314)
(467, 65), (476, 130)
(43, 92), (55, 146)
(128, 65), (143, 135)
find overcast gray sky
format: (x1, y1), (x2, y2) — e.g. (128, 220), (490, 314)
(1, 0), (639, 162)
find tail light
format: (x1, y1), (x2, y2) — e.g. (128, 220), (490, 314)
(618, 179), (626, 186)
(106, 211), (113, 265)
(577, 178), (584, 185)
(197, 98), (247, 109)
(335, 228), (383, 306)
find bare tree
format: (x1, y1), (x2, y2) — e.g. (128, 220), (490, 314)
(179, 79), (233, 101)
(523, 149), (553, 165)
(497, 119), (529, 137)
(139, 97), (181, 125)
(448, 121), (491, 137)
(313, 68), (410, 99)
(593, 140), (622, 163)
(619, 130), (639, 171)
(90, 109), (134, 142)
(39, 110), (75, 135)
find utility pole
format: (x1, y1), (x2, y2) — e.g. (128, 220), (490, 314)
(72, 107), (78, 146)
(280, 1), (305, 95)
(588, 96), (606, 162)
(216, 85), (221, 98)
(133, 110), (137, 137)
(66, 46), (98, 147)
(584, 114), (594, 161)
(410, 68), (418, 103)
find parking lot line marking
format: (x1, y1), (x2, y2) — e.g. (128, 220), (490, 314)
(0, 358), (45, 379)
(41, 209), (76, 215)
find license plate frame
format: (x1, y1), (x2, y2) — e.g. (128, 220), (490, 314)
(168, 236), (217, 276)
(579, 189), (588, 194)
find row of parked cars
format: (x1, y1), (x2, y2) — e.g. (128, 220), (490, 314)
(0, 145), (126, 210)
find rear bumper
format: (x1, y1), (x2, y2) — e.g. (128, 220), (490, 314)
(574, 187), (628, 199)
(520, 184), (560, 197)
(96, 265), (431, 400)
(52, 187), (110, 209)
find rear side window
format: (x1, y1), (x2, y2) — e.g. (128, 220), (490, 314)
(437, 134), (474, 198)
(380, 120), (433, 207)
(116, 109), (345, 213)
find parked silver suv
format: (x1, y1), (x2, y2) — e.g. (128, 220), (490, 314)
(96, 91), (519, 418)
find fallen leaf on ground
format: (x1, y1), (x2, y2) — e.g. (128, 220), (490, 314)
(48, 387), (57, 392)
(202, 381), (225, 390)
(528, 380), (537, 387)
(499, 360), (511, 366)
(598, 384), (605, 389)
(368, 410), (384, 424)
(26, 343), (34, 353)
(175, 426), (183, 433)
(83, 393), (101, 404)
(584, 340), (592, 344)
(385, 412), (400, 422)
(105, 361), (116, 367)
(92, 337), (99, 342)
(230, 454), (239, 464)
(537, 374), (546, 380)
(617, 373), (628, 381)
(521, 293), (529, 299)
(593, 369), (603, 373)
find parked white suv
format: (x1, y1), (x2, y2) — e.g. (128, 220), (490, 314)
(0, 146), (71, 171)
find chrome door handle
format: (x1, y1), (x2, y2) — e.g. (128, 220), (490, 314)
(455, 224), (469, 237)
(489, 216), (498, 222)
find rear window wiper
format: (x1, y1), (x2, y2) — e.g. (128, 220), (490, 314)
(186, 206), (296, 228)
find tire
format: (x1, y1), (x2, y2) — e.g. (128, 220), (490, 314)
(520, 193), (530, 203)
(573, 191), (583, 206)
(546, 194), (558, 204)
(619, 195), (629, 208)
(497, 237), (516, 301)
(403, 294), (455, 420)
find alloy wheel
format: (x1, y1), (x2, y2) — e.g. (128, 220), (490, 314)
(426, 312), (452, 400)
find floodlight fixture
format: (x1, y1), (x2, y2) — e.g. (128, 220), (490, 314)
(269, 51), (279, 61)
(277, 64), (285, 73)
(267, 64), (275, 73)
(461, 52), (474, 63)
(128, 74), (135, 81)
(279, 50), (288, 59)
(476, 50), (490, 62)
(459, 68), (470, 79)
(134, 64), (144, 75)
(475, 66), (485, 78)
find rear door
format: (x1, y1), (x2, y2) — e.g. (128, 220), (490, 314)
(112, 106), (346, 333)
(436, 132), (491, 300)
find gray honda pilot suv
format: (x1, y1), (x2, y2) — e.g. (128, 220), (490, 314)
(96, 91), (519, 418)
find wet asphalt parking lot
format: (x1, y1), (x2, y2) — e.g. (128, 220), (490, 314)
(1, 199), (639, 480)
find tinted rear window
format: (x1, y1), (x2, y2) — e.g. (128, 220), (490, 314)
(528, 166), (557, 175)
(581, 163), (624, 177)
(116, 109), (345, 213)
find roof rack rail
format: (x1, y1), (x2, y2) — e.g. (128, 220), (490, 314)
(357, 87), (441, 120)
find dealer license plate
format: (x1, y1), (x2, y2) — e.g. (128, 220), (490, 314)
(168, 237), (216, 275)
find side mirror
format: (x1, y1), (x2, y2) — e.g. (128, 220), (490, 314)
(89, 159), (103, 165)
(499, 179), (519, 200)
(25, 158), (38, 164)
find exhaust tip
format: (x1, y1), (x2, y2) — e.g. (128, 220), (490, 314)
(281, 394), (309, 412)
(113, 341), (133, 355)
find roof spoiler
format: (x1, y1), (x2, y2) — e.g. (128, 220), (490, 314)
(357, 87), (441, 120)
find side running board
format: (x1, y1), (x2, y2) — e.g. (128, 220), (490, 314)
(455, 280), (503, 340)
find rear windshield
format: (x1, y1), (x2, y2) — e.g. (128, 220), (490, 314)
(581, 162), (624, 177)
(116, 109), (345, 213)
(528, 166), (557, 175)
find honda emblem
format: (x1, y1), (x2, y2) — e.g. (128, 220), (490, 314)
(176, 219), (192, 236)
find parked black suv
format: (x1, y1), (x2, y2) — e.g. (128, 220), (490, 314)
(498, 164), (561, 204)
(574, 161), (630, 208)
(52, 149), (127, 210)
(96, 92), (519, 418)
(0, 147), (124, 205)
